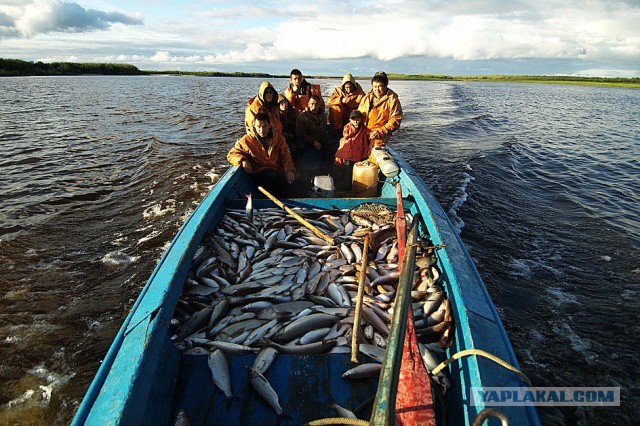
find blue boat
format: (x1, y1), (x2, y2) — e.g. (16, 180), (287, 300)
(72, 147), (539, 426)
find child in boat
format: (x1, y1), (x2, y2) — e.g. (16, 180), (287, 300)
(333, 110), (370, 190)
(335, 110), (369, 167)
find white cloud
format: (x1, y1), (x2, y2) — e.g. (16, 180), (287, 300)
(0, 0), (638, 76)
(1, 0), (142, 37)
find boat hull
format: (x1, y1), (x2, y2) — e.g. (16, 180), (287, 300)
(72, 148), (539, 426)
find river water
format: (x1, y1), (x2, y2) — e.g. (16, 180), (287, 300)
(0, 76), (638, 425)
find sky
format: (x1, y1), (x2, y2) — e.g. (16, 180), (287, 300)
(1, 0), (639, 77)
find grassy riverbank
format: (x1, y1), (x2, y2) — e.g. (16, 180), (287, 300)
(2, 58), (639, 88)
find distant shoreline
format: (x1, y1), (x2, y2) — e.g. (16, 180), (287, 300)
(2, 58), (639, 88)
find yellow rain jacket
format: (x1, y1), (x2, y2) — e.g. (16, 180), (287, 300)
(227, 125), (295, 176)
(358, 87), (403, 148)
(245, 81), (282, 136)
(327, 73), (365, 130)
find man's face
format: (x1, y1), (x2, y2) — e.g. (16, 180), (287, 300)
(307, 98), (318, 112)
(291, 74), (302, 89)
(254, 119), (270, 138)
(372, 81), (386, 98)
(344, 82), (354, 93)
(264, 88), (275, 102)
(279, 100), (288, 111)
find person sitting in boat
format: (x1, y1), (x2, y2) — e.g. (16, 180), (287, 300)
(358, 71), (402, 153)
(277, 94), (298, 156)
(335, 110), (369, 167)
(284, 69), (324, 116)
(295, 94), (332, 160)
(327, 72), (365, 137)
(227, 112), (295, 195)
(245, 81), (282, 137)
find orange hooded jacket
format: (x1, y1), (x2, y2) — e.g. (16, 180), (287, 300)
(245, 81), (282, 136)
(227, 125), (295, 175)
(327, 73), (365, 130)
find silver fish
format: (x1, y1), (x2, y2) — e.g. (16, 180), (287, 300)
(177, 307), (213, 340)
(208, 349), (233, 399)
(248, 367), (283, 415)
(243, 318), (278, 346)
(342, 363), (382, 380)
(330, 403), (357, 419)
(246, 193), (253, 222)
(298, 327), (331, 345)
(272, 313), (341, 342)
(206, 340), (260, 354)
(265, 338), (338, 354)
(253, 346), (278, 374)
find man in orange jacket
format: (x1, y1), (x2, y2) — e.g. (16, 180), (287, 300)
(227, 112), (295, 195)
(284, 69), (324, 116)
(358, 71), (403, 153)
(327, 72), (365, 136)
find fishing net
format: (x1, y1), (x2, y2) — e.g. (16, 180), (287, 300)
(349, 202), (395, 226)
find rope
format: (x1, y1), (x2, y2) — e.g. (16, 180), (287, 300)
(431, 349), (532, 387)
(303, 418), (369, 426)
(472, 408), (510, 426)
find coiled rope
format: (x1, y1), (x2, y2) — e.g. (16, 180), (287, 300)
(431, 348), (532, 387)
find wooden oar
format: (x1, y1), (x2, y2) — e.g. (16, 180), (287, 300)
(258, 186), (335, 245)
(370, 213), (421, 425)
(351, 233), (371, 364)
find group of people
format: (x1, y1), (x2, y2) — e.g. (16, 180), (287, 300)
(226, 68), (403, 194)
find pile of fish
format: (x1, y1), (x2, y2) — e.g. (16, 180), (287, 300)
(170, 204), (454, 416)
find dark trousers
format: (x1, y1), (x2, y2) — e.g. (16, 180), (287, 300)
(250, 169), (287, 197)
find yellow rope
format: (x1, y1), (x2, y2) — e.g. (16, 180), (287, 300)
(431, 349), (532, 387)
(472, 408), (510, 426)
(303, 418), (369, 426)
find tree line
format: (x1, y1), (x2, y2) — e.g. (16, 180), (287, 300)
(2, 58), (638, 86)
(0, 58), (143, 76)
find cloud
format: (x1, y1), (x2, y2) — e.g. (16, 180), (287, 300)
(193, 2), (640, 64)
(0, 0), (638, 76)
(2, 0), (142, 37)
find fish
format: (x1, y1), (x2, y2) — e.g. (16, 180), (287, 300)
(342, 363), (382, 380)
(174, 409), (191, 426)
(264, 338), (338, 354)
(248, 367), (283, 415)
(172, 205), (457, 403)
(176, 307), (213, 340)
(208, 349), (233, 399)
(272, 313), (342, 342)
(329, 403), (357, 419)
(246, 193), (253, 222)
(205, 341), (260, 354)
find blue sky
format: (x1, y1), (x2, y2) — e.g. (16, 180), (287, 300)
(1, 0), (639, 77)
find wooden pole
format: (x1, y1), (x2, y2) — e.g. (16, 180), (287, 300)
(258, 186), (335, 245)
(351, 233), (370, 364)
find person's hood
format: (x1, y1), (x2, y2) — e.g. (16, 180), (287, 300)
(341, 73), (357, 89)
(258, 81), (277, 106)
